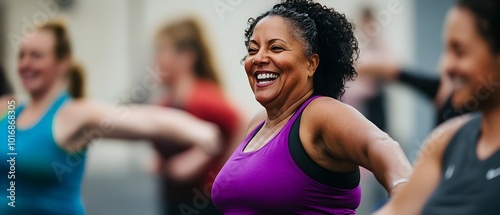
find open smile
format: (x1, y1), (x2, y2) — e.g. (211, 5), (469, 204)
(255, 71), (280, 87)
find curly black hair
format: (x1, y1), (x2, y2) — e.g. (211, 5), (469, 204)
(244, 0), (359, 99)
(457, 0), (500, 54)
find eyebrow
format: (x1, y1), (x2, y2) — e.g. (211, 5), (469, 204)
(249, 38), (288, 46)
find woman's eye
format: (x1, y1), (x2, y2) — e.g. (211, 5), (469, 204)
(32, 52), (42, 59)
(271, 46), (284, 51)
(248, 48), (258, 55)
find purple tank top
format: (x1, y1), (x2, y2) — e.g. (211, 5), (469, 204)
(212, 96), (361, 214)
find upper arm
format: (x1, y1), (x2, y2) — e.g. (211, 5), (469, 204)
(376, 115), (471, 215)
(304, 97), (412, 191)
(305, 97), (391, 166)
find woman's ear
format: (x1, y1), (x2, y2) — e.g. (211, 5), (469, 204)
(307, 54), (319, 78)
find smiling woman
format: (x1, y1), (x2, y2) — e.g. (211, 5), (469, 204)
(211, 0), (412, 214)
(0, 20), (222, 215)
(375, 0), (500, 214)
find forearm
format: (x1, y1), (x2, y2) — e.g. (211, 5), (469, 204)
(89, 103), (221, 155)
(366, 137), (413, 195)
(146, 106), (222, 155)
(398, 69), (441, 100)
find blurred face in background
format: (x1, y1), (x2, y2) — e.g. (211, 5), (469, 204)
(155, 36), (196, 85)
(441, 7), (500, 110)
(18, 30), (67, 97)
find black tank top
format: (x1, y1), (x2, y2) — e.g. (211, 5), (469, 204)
(421, 113), (500, 215)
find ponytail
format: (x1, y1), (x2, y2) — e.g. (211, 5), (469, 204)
(68, 62), (85, 99)
(38, 19), (86, 98)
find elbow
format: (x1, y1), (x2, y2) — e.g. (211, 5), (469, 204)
(365, 134), (412, 170)
(369, 134), (403, 154)
(365, 134), (394, 157)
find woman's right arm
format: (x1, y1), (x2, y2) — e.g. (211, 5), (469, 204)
(374, 115), (470, 215)
(57, 100), (222, 155)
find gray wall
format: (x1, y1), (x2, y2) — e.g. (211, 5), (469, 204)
(408, 0), (455, 161)
(416, 0), (455, 73)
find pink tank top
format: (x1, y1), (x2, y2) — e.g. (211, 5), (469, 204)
(212, 96), (361, 214)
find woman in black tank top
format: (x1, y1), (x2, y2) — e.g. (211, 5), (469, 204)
(375, 0), (500, 214)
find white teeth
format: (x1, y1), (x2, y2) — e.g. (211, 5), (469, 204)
(260, 80), (271, 84)
(256, 73), (279, 80)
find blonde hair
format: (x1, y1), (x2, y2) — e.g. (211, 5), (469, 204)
(156, 17), (222, 86)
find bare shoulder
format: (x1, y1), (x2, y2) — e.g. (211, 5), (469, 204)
(303, 96), (366, 125)
(59, 98), (94, 115)
(53, 99), (101, 151)
(245, 110), (267, 136)
(306, 97), (361, 114)
(418, 114), (473, 161)
(57, 99), (103, 126)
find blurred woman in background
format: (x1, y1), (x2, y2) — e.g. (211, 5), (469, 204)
(376, 0), (500, 214)
(0, 20), (221, 215)
(153, 17), (244, 215)
(343, 6), (391, 132)
(357, 52), (478, 126)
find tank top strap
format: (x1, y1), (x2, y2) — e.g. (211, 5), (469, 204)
(287, 95), (322, 126)
(15, 92), (70, 116)
(15, 105), (25, 118)
(15, 92), (71, 129)
(45, 92), (71, 118)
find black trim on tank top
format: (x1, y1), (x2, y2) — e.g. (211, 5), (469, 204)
(289, 112), (360, 189)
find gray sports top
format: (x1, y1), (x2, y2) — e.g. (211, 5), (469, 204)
(422, 113), (500, 215)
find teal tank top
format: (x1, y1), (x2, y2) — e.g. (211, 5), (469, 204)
(0, 92), (87, 215)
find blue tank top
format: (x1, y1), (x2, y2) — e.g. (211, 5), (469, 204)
(0, 92), (87, 215)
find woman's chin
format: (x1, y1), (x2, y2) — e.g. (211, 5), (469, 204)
(254, 93), (278, 106)
(23, 83), (45, 96)
(451, 93), (474, 109)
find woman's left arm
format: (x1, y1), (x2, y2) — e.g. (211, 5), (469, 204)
(307, 97), (412, 196)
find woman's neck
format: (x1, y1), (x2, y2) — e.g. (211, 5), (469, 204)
(29, 81), (65, 111)
(264, 90), (313, 129)
(167, 72), (196, 106)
